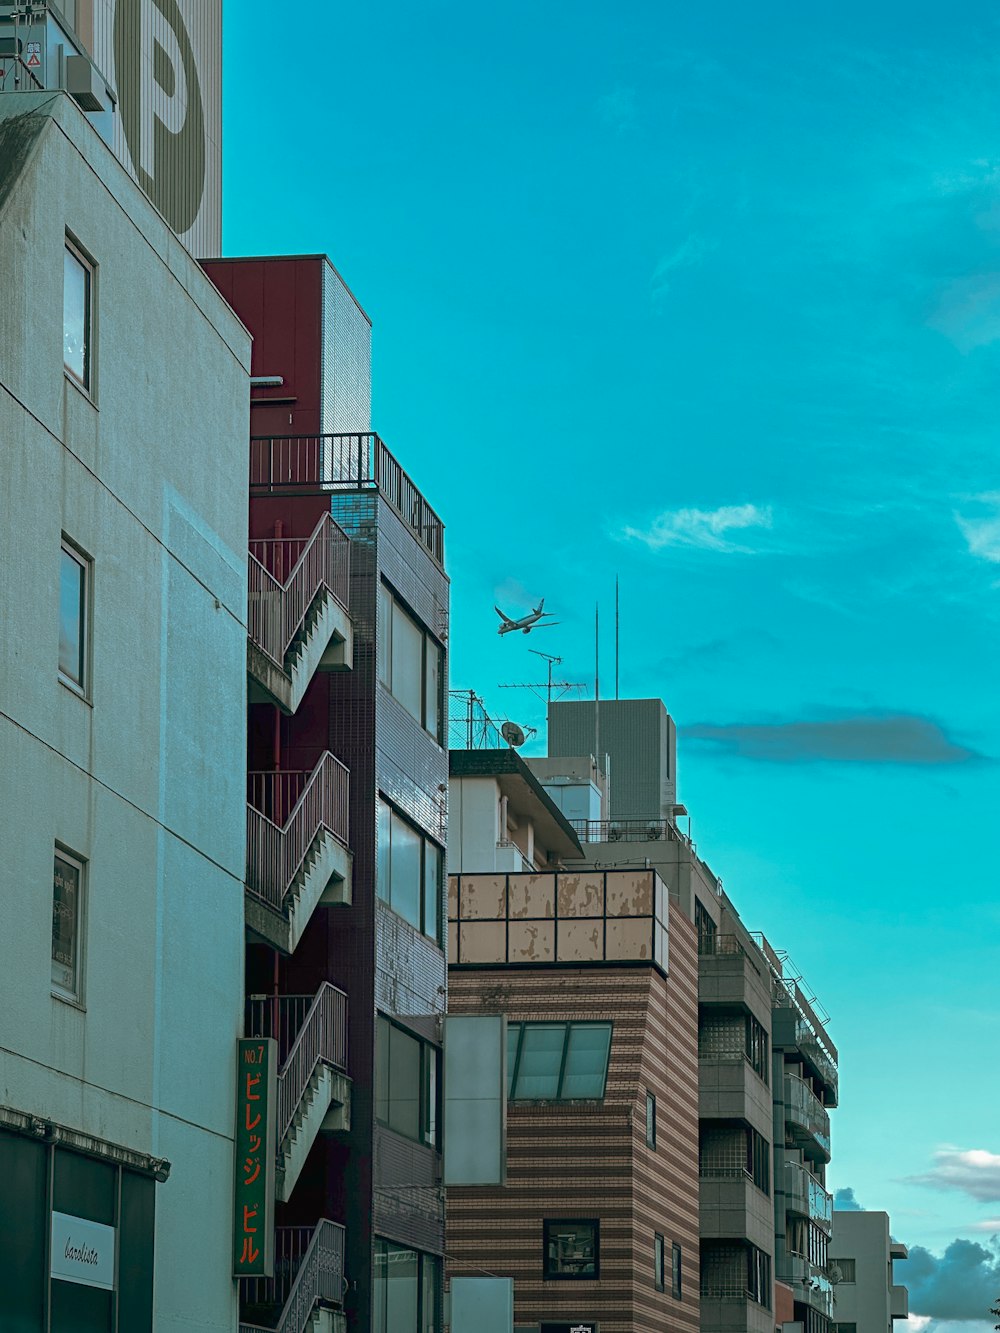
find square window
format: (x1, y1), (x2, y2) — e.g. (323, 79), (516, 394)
(672, 1242), (683, 1299)
(508, 1022), (613, 1102)
(59, 540), (90, 693)
(646, 1090), (657, 1148)
(52, 848), (84, 1001)
(654, 1232), (665, 1291)
(64, 240), (93, 391)
(543, 1219), (599, 1280)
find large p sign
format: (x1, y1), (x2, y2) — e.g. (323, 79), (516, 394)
(114, 0), (206, 235)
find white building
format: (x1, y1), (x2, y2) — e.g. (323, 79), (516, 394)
(0, 88), (250, 1330)
(830, 1211), (909, 1333)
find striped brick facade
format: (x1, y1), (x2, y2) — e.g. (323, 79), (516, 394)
(447, 900), (700, 1333)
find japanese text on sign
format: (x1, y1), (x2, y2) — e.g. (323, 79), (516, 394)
(233, 1038), (276, 1277)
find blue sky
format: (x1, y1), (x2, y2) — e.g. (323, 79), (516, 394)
(224, 3), (1000, 1323)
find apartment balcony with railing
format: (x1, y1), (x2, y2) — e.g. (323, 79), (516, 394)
(785, 1072), (832, 1162)
(699, 932), (774, 1018)
(240, 1219), (346, 1333)
(247, 513), (353, 714)
(245, 985), (350, 1203)
(249, 432), (444, 568)
(246, 754), (352, 954)
(784, 1160), (832, 1234)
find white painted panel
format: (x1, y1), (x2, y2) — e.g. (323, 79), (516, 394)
(51, 1212), (116, 1291)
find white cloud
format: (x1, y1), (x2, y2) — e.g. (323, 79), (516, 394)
(909, 1147), (1000, 1202)
(966, 1220), (1000, 1233)
(955, 494), (1000, 563)
(623, 503), (774, 554)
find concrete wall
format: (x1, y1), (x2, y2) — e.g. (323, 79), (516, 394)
(449, 776), (501, 873)
(0, 93), (249, 1331)
(831, 1211), (903, 1333)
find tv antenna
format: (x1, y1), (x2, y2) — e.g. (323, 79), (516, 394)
(498, 649), (586, 707)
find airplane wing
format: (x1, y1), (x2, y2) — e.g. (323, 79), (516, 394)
(494, 606), (516, 626)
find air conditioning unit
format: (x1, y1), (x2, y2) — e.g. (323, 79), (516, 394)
(65, 54), (105, 112)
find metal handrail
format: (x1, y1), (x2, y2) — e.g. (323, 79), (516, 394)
(247, 513), (350, 668)
(248, 432), (444, 566)
(785, 1159), (833, 1226)
(569, 817), (688, 845)
(785, 1071), (831, 1144)
(240, 1219), (345, 1333)
(246, 752), (349, 912)
(274, 984), (347, 1144)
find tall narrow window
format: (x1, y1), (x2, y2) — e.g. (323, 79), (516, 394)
(52, 848), (84, 1001)
(59, 541), (89, 693)
(64, 240), (93, 390)
(377, 799), (443, 944)
(654, 1233), (665, 1291)
(376, 1016), (440, 1148)
(672, 1242), (683, 1299)
(646, 1090), (657, 1148)
(378, 582), (444, 741)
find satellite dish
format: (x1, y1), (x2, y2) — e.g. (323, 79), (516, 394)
(501, 721), (526, 748)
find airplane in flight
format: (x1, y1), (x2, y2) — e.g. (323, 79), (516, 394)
(495, 598), (560, 636)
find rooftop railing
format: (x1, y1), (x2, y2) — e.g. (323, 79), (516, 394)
(569, 816), (691, 846)
(249, 432), (444, 566)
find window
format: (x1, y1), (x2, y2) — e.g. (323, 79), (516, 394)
(378, 583), (443, 740)
(746, 1127), (770, 1194)
(376, 1017), (439, 1147)
(695, 897), (717, 952)
(747, 1244), (771, 1308)
(543, 1219), (599, 1279)
(507, 1023), (612, 1101)
(59, 540), (90, 693)
(832, 1258), (856, 1282)
(672, 1242), (683, 1299)
(745, 1014), (769, 1084)
(52, 848), (84, 1001)
(377, 800), (442, 943)
(64, 239), (93, 391)
(834, 1324), (858, 1333)
(645, 1090), (656, 1148)
(654, 1233), (665, 1291)
(373, 1239), (439, 1333)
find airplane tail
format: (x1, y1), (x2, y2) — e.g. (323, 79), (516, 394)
(534, 598), (545, 614)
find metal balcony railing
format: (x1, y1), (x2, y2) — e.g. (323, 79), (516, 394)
(246, 752), (349, 913)
(785, 1073), (831, 1158)
(785, 1160), (832, 1229)
(248, 513), (350, 670)
(240, 1219), (345, 1333)
(249, 432), (444, 566)
(569, 817), (689, 845)
(246, 985), (348, 1146)
(0, 56), (44, 91)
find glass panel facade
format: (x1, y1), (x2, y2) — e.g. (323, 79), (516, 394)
(508, 1022), (612, 1101)
(391, 600), (424, 723)
(425, 640), (440, 739)
(377, 800), (443, 945)
(391, 815), (422, 930)
(423, 841), (440, 940)
(562, 1025), (612, 1098)
(515, 1025), (564, 1099)
(376, 1017), (439, 1147)
(373, 1239), (439, 1333)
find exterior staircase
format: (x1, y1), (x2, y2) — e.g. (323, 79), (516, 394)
(246, 753), (352, 954)
(247, 513), (353, 714)
(246, 986), (351, 1202)
(239, 1219), (346, 1333)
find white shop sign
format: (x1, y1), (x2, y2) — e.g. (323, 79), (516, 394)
(50, 1211), (116, 1291)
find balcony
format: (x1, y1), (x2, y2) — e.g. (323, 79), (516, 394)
(699, 1170), (774, 1252)
(780, 1255), (833, 1318)
(570, 816), (690, 846)
(240, 1219), (345, 1333)
(699, 934), (772, 1013)
(784, 1073), (831, 1162)
(784, 1161), (832, 1234)
(892, 1285), (909, 1319)
(247, 514), (353, 714)
(246, 754), (352, 954)
(246, 986), (350, 1201)
(249, 432), (444, 568)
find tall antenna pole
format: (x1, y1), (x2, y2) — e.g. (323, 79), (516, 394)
(595, 601), (601, 777)
(615, 575), (620, 700)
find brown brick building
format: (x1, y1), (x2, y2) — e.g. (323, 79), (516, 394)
(446, 866), (700, 1333)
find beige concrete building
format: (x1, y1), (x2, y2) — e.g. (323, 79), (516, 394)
(830, 1211), (909, 1333)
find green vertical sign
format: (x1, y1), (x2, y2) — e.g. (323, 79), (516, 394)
(234, 1037), (277, 1277)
